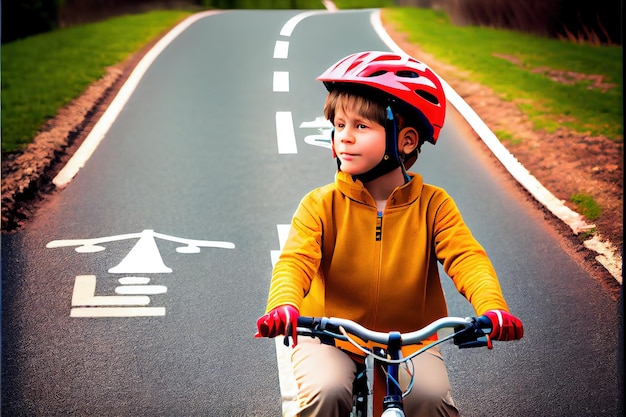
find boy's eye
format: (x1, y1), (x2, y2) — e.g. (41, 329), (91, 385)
(357, 123), (368, 129)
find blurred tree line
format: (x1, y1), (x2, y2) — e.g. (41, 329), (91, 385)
(401, 0), (622, 45)
(1, 0), (622, 45)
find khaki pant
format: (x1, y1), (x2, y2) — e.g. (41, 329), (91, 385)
(291, 337), (460, 417)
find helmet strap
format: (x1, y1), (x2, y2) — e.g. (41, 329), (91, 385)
(353, 106), (403, 183)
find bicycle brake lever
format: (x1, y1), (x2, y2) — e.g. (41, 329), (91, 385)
(453, 323), (490, 349)
(284, 322), (292, 347)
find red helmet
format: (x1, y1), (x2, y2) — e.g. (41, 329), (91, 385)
(317, 51), (446, 144)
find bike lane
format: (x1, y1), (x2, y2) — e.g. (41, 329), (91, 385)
(2, 8), (621, 417)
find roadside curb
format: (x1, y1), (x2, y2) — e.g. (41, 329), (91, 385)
(442, 80), (622, 283)
(371, 10), (622, 284)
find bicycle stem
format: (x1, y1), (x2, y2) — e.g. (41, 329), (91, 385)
(383, 332), (404, 412)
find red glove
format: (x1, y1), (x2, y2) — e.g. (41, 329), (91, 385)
(483, 310), (524, 341)
(255, 305), (299, 347)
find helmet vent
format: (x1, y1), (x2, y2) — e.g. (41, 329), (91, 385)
(415, 90), (440, 105)
(396, 70), (420, 78)
(369, 70), (388, 77)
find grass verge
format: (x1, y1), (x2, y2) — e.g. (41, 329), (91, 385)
(1, 10), (193, 153)
(383, 7), (623, 141)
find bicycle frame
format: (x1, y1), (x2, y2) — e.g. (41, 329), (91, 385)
(292, 316), (491, 417)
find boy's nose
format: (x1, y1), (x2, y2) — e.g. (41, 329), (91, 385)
(339, 129), (355, 143)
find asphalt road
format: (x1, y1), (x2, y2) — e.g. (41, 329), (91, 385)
(1, 9), (621, 416)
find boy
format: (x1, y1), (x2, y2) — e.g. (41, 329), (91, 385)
(256, 51), (523, 417)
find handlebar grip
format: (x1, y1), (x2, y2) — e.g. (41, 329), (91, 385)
(297, 316), (317, 328)
(453, 317), (491, 349)
(476, 315), (493, 332)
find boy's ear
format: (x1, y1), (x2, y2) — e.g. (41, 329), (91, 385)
(397, 127), (419, 156)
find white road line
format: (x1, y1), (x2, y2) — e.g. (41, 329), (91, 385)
(52, 11), (222, 188)
(273, 71), (290, 92)
(370, 9), (622, 282)
(276, 338), (299, 417)
(274, 40), (290, 58)
(276, 112), (298, 154)
(270, 224), (299, 417)
(279, 11), (325, 37)
(276, 223), (291, 247)
(273, 9), (337, 415)
(115, 285), (168, 295)
(118, 277), (152, 285)
(71, 307), (166, 317)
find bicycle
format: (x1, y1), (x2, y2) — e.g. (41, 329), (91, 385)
(286, 315), (493, 417)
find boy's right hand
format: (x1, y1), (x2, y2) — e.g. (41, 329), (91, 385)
(255, 305), (300, 346)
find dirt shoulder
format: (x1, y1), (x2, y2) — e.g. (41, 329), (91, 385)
(1, 19), (622, 296)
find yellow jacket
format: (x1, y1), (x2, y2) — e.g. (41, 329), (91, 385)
(266, 171), (508, 344)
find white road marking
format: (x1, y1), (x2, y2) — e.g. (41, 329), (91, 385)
(301, 116), (333, 149)
(115, 285), (168, 295)
(273, 71), (290, 92)
(70, 274), (167, 318)
(47, 229), (235, 273)
(71, 307), (166, 317)
(279, 11), (325, 37)
(119, 277), (151, 285)
(108, 230), (172, 274)
(270, 225), (300, 417)
(72, 275), (150, 306)
(48, 230), (235, 317)
(276, 112), (298, 154)
(274, 40), (290, 58)
(272, 8), (339, 415)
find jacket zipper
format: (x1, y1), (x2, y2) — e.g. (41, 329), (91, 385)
(376, 211), (383, 241)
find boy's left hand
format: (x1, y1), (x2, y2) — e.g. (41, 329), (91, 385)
(483, 310), (524, 341)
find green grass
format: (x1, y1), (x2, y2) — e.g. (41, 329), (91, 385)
(1, 10), (192, 153)
(570, 193), (603, 220)
(383, 8), (623, 141)
(494, 129), (522, 145)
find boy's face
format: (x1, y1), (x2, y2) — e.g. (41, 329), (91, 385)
(333, 106), (386, 176)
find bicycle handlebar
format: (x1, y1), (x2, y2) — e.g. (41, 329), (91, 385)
(295, 315), (493, 349)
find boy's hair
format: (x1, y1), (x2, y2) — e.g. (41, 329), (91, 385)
(323, 85), (429, 159)
(323, 88), (387, 127)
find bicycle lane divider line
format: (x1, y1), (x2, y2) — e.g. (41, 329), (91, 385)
(52, 10), (222, 189)
(271, 224), (300, 417)
(274, 40), (290, 59)
(274, 71), (290, 92)
(370, 9), (622, 283)
(271, 8), (339, 416)
(273, 10), (330, 157)
(279, 10), (328, 37)
(276, 112), (297, 154)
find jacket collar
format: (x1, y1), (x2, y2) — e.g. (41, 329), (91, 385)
(335, 171), (424, 209)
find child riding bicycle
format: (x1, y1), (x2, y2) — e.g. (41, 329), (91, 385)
(256, 51), (523, 417)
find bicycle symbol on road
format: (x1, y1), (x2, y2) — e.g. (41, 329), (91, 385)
(300, 116), (333, 150)
(47, 229), (235, 318)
